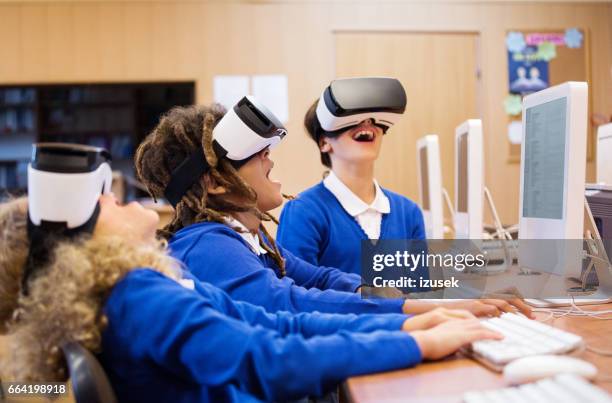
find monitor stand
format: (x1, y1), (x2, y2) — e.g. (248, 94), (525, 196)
(525, 198), (612, 307)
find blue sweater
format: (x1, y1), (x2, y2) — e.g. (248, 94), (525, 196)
(100, 269), (421, 403)
(169, 222), (405, 314)
(278, 182), (427, 275)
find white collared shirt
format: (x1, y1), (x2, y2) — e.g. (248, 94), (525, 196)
(323, 171), (390, 239)
(224, 217), (268, 256)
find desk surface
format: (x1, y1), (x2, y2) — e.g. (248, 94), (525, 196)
(345, 304), (612, 402)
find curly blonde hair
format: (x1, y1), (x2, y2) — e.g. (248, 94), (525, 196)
(0, 198), (180, 382)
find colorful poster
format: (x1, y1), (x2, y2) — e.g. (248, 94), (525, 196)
(508, 47), (549, 94)
(505, 29), (583, 98)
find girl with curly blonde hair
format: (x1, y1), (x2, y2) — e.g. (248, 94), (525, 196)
(0, 143), (502, 402)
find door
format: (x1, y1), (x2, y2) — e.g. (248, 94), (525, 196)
(335, 31), (480, 210)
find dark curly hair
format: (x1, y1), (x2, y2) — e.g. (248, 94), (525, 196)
(134, 104), (286, 276)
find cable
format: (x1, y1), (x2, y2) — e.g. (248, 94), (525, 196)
(441, 187), (455, 225)
(534, 309), (554, 322)
(534, 304), (612, 357)
(534, 307), (612, 317)
(569, 296), (612, 320)
(484, 187), (506, 241)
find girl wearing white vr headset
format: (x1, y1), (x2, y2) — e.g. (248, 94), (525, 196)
(0, 143), (503, 403)
(136, 99), (424, 316)
(277, 77), (533, 318)
(277, 77), (425, 275)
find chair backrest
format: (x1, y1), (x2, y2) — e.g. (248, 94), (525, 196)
(62, 342), (118, 403)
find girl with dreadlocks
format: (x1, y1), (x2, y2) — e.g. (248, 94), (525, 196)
(1, 143), (502, 403)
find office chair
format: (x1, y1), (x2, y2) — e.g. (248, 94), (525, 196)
(62, 342), (118, 403)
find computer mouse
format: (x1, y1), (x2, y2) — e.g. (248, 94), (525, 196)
(503, 355), (597, 384)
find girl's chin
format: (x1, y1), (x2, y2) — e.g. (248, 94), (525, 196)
(261, 197), (284, 212)
(339, 153), (379, 163)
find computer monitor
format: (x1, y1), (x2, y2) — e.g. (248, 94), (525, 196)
(597, 122), (612, 185)
(518, 82), (588, 276)
(417, 135), (444, 238)
(454, 119), (483, 239)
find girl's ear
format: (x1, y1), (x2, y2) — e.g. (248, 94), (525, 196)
(203, 175), (227, 195)
(319, 138), (332, 153)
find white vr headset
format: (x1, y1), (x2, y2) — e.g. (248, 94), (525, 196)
(23, 143), (112, 295)
(28, 143), (112, 229)
(315, 77), (407, 135)
(164, 96), (287, 207)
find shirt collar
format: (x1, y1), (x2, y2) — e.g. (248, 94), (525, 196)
(323, 170), (390, 217)
(224, 217), (268, 255)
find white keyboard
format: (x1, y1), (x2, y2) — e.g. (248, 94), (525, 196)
(463, 374), (612, 403)
(465, 313), (583, 371)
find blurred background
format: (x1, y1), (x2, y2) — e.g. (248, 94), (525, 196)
(0, 0), (610, 228)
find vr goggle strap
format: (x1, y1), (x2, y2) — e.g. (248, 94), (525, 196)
(164, 141), (256, 208)
(21, 204), (101, 296)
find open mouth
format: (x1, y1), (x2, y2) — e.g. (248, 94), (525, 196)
(266, 167), (280, 185)
(352, 130), (375, 142)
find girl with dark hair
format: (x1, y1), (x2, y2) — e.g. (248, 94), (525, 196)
(277, 96), (426, 275)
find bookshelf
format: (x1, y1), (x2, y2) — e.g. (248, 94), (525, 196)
(0, 82), (194, 199)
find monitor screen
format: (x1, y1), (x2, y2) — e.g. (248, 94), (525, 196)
(457, 132), (468, 213)
(419, 146), (430, 210)
(522, 97), (567, 220)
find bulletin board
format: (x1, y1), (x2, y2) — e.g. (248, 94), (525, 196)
(504, 29), (592, 163)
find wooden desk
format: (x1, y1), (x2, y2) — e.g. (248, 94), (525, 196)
(345, 304), (612, 402)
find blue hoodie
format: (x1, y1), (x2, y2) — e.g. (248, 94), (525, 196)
(100, 268), (422, 403)
(169, 222), (406, 314)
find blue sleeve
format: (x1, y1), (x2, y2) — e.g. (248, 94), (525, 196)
(186, 271), (409, 336)
(278, 199), (325, 266)
(182, 231), (405, 315)
(281, 244), (362, 292)
(105, 270), (422, 401)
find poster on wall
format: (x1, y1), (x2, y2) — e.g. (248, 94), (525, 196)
(506, 29), (583, 97)
(503, 28), (589, 160)
(508, 46), (549, 94)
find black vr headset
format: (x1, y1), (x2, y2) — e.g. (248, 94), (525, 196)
(315, 77), (407, 137)
(23, 143), (113, 294)
(163, 96), (287, 207)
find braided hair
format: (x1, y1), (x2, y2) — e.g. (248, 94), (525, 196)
(134, 104), (286, 276)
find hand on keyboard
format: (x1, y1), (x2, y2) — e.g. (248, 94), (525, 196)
(402, 307), (476, 331)
(411, 319), (503, 360)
